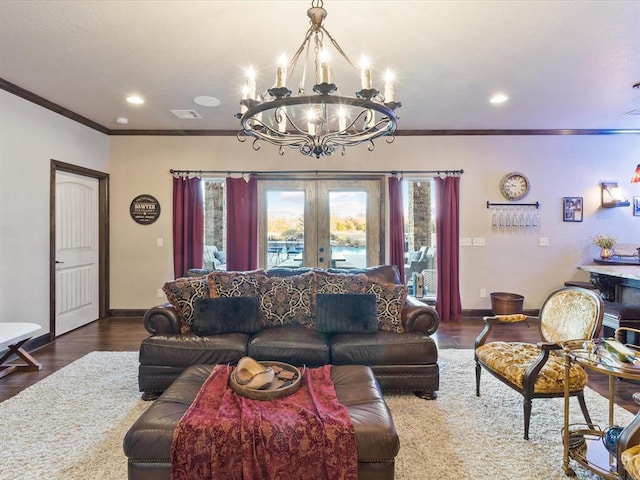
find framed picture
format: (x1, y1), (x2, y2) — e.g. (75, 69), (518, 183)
(634, 197), (640, 216)
(563, 196), (583, 222)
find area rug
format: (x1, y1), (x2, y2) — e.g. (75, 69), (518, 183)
(0, 350), (634, 479)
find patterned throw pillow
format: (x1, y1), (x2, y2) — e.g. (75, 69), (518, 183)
(315, 271), (369, 294)
(365, 281), (408, 333)
(257, 272), (315, 328)
(162, 275), (210, 333)
(207, 270), (268, 298)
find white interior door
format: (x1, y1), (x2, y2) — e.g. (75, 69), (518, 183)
(55, 171), (100, 336)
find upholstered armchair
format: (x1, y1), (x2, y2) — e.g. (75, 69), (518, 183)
(475, 286), (604, 440)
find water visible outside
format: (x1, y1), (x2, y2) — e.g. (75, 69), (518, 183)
(330, 245), (366, 268)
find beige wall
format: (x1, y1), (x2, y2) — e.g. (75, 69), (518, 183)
(110, 134), (640, 312)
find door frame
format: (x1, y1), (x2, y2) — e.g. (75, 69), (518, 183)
(50, 160), (109, 338)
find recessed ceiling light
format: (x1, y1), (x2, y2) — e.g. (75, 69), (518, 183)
(194, 96), (221, 107)
(126, 95), (144, 105)
(490, 93), (509, 104)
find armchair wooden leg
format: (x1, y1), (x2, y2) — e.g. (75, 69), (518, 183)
(523, 398), (533, 440)
(475, 362), (481, 397)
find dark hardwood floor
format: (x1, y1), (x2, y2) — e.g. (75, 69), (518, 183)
(1, 316), (639, 415)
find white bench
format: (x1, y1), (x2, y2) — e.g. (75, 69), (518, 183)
(0, 322), (43, 379)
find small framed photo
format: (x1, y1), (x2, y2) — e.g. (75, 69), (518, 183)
(563, 196), (583, 222)
(634, 197), (640, 216)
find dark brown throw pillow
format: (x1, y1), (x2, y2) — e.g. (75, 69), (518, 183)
(193, 297), (261, 335)
(315, 293), (378, 334)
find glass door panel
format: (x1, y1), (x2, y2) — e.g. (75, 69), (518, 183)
(265, 190), (305, 269)
(328, 191), (367, 269)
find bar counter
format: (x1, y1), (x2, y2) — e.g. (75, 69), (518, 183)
(578, 264), (640, 303)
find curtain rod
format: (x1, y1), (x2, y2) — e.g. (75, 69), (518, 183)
(169, 169), (464, 177)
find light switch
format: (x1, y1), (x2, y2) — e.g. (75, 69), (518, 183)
(539, 237), (549, 247)
(472, 237), (486, 247)
(459, 237), (472, 247)
(157, 238), (163, 247)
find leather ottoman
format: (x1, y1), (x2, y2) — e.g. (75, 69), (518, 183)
(124, 364), (400, 480)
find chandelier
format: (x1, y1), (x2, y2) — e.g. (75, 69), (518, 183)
(236, 0), (401, 158)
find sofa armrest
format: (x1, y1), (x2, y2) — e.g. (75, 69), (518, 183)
(142, 303), (181, 334)
(402, 296), (439, 336)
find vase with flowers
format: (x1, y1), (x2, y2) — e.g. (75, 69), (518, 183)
(593, 234), (617, 259)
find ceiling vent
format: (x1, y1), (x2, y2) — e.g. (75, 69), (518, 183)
(170, 109), (202, 119)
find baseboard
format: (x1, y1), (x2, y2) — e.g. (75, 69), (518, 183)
(108, 309), (146, 318)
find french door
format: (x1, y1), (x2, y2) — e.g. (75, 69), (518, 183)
(258, 177), (384, 269)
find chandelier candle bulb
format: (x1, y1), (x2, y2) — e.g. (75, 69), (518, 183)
(360, 57), (372, 89)
(276, 55), (287, 88)
(246, 66), (256, 100)
(384, 70), (395, 102)
(320, 62), (330, 84)
(361, 68), (372, 90)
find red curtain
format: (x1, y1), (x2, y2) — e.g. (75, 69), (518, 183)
(172, 176), (204, 279)
(434, 176), (462, 322)
(388, 176), (406, 284)
(226, 176), (258, 271)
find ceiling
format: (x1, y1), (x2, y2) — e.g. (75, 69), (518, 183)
(1, 0), (640, 133)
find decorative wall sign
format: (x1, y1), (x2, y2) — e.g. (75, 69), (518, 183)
(634, 197), (640, 216)
(130, 194), (161, 225)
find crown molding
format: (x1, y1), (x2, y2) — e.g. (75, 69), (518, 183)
(3, 77), (640, 137)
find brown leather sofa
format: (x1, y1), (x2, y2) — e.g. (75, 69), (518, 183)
(138, 265), (440, 400)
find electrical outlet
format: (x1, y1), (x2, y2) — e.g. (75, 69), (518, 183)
(480, 289), (487, 298)
(539, 237), (549, 247)
(157, 289), (163, 298)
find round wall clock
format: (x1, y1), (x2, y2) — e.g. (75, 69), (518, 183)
(499, 172), (530, 201)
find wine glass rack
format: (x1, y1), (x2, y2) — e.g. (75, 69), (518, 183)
(486, 201), (541, 229)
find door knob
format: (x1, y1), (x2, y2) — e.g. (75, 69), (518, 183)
(319, 247), (325, 253)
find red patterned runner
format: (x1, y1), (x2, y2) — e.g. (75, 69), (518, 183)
(171, 365), (358, 480)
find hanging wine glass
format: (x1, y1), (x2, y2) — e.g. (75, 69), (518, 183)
(532, 208), (539, 226)
(525, 207), (532, 227)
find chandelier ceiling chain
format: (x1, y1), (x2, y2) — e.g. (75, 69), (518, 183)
(236, 0), (401, 158)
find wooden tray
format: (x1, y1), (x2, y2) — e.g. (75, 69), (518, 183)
(229, 360), (302, 401)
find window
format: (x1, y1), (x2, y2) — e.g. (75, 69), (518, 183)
(203, 179), (227, 270)
(403, 178), (436, 301)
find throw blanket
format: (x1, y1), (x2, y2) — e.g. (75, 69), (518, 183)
(171, 365), (358, 480)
